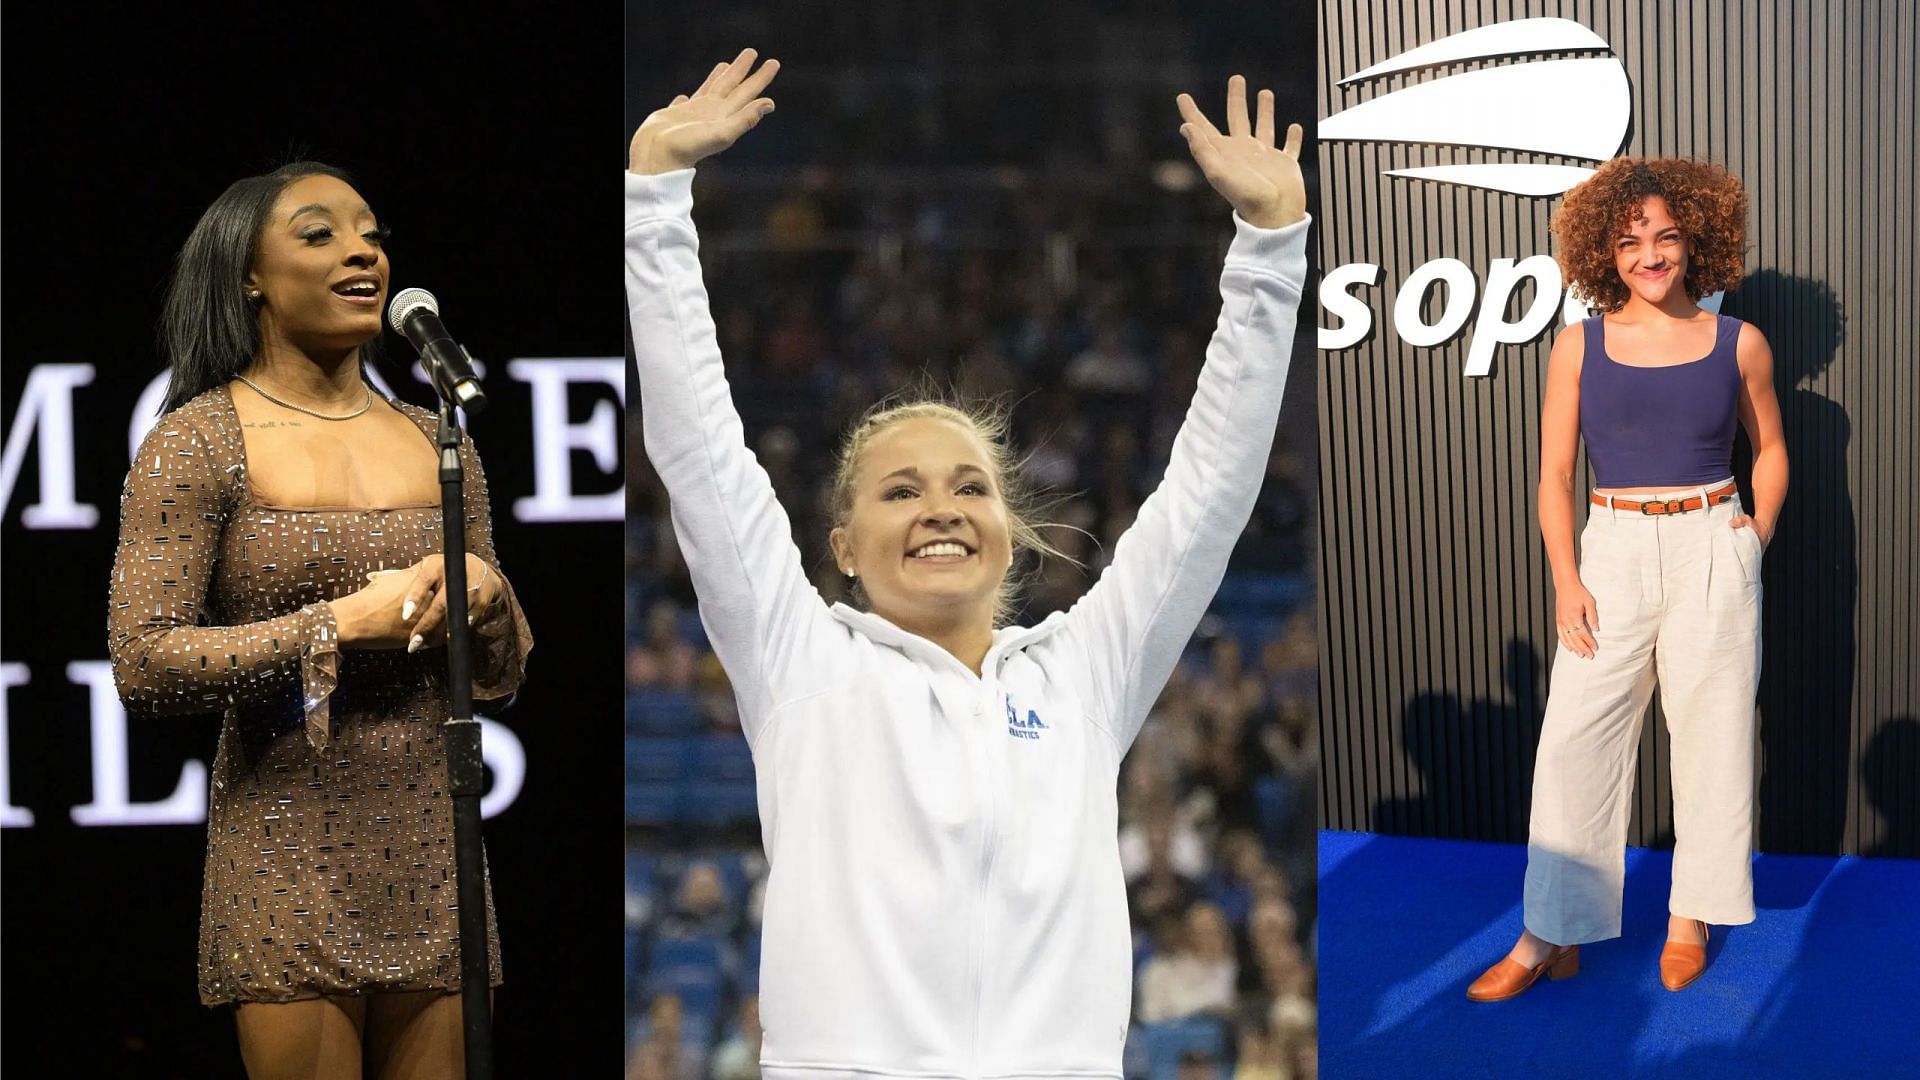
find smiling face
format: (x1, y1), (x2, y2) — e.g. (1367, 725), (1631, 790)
(1612, 195), (1693, 309)
(247, 174), (389, 355)
(830, 415), (1014, 637)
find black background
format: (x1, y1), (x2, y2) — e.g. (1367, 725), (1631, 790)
(3, 7), (624, 1075)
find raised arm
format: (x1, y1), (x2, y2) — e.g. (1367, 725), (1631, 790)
(1064, 77), (1311, 753)
(108, 415), (340, 738)
(627, 51), (831, 742)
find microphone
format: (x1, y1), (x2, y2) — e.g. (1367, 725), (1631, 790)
(387, 288), (488, 413)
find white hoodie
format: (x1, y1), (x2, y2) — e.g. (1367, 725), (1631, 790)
(627, 168), (1308, 1079)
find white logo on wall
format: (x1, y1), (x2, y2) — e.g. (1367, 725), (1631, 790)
(3, 358), (626, 533)
(1317, 17), (1719, 375)
(1325, 18), (1628, 196)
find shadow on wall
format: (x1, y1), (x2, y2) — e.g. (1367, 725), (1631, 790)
(1730, 269), (1853, 857)
(1861, 716), (1919, 859)
(1373, 638), (1545, 843)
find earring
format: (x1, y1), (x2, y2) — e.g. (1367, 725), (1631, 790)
(843, 568), (855, 579)
(246, 289), (263, 302)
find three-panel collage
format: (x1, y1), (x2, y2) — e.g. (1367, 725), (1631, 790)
(2, 3), (1915, 1078)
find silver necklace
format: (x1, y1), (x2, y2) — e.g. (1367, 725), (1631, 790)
(235, 375), (374, 421)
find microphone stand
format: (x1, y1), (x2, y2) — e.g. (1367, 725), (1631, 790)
(433, 395), (495, 1080)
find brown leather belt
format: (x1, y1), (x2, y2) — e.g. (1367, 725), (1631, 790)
(1591, 481), (1739, 516)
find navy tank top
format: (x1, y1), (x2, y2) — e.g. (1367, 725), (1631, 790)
(1579, 314), (1742, 488)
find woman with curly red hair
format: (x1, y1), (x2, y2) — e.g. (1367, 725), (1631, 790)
(1467, 158), (1787, 1001)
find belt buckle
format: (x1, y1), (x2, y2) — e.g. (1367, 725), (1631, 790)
(1641, 498), (1684, 516)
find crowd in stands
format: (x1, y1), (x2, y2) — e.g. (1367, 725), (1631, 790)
(628, 11), (1318, 1075)
(626, 588), (1318, 1077)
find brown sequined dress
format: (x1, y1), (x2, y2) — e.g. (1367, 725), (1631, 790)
(107, 386), (533, 1006)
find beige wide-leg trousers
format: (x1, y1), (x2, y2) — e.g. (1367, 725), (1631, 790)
(1523, 482), (1763, 945)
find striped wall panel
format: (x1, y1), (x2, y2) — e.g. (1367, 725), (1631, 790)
(1315, 0), (1917, 856)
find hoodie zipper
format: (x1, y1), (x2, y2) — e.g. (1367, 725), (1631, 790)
(967, 670), (1002, 1074)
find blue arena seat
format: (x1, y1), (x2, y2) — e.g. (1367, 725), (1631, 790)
(647, 934), (731, 1021)
(701, 851), (753, 907)
(1212, 571), (1309, 617)
(675, 609), (710, 648)
(693, 735), (756, 781)
(625, 849), (659, 919)
(626, 737), (695, 783)
(1141, 1017), (1228, 1077)
(626, 688), (703, 735)
(741, 928), (762, 993)
(682, 781), (760, 826)
(624, 927), (643, 1010)
(1224, 614), (1282, 650)
(1255, 775), (1294, 842)
(624, 783), (679, 826)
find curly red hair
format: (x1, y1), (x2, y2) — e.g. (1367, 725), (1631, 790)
(1551, 157), (1748, 313)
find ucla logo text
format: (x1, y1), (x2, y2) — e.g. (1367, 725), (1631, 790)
(1005, 694), (1047, 741)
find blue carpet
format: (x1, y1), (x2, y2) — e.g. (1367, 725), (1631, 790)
(1319, 831), (1920, 1079)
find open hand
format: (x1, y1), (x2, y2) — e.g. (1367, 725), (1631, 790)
(629, 47), (781, 175)
(1176, 76), (1306, 229)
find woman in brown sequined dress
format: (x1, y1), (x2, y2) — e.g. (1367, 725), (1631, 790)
(108, 162), (532, 1079)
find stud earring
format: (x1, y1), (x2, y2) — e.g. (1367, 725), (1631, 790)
(246, 289), (263, 302)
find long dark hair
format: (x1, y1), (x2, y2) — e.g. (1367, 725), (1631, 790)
(158, 161), (386, 413)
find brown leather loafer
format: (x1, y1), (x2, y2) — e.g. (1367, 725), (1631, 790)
(1466, 944), (1580, 1001)
(1660, 920), (1710, 990)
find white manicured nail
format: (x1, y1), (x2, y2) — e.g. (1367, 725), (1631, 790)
(408, 635), (423, 654)
(402, 599), (416, 620)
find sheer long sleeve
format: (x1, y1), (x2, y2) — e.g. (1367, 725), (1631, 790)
(454, 429), (533, 700)
(107, 414), (340, 740)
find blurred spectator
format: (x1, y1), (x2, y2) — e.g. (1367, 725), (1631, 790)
(1262, 613), (1318, 709)
(626, 993), (695, 1080)
(631, 600), (698, 690)
(710, 994), (763, 1080)
(1206, 829), (1266, 927)
(1232, 1015), (1287, 1080)
(1065, 319), (1151, 396)
(661, 861), (735, 940)
(1272, 992), (1318, 1080)
(696, 651), (741, 733)
(1178, 1049), (1225, 1080)
(1127, 822), (1201, 935)
(1137, 900), (1238, 1023)
(1119, 752), (1210, 882)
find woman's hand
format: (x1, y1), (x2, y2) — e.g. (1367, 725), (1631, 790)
(1728, 512), (1770, 549)
(1175, 76), (1307, 229)
(397, 554), (506, 653)
(629, 47), (781, 175)
(330, 569), (419, 650)
(1554, 579), (1600, 660)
